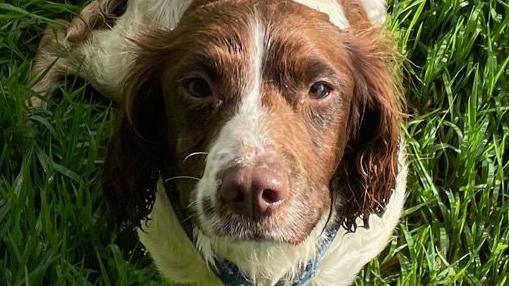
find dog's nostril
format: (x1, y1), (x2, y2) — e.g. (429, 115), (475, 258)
(219, 179), (245, 203)
(251, 169), (289, 208)
(261, 189), (282, 204)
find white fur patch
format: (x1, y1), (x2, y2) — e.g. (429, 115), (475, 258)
(118, 0), (194, 31)
(193, 17), (270, 266)
(194, 19), (267, 197)
(359, 0), (387, 25)
(292, 0), (350, 29)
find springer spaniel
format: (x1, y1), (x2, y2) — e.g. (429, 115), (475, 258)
(32, 0), (407, 285)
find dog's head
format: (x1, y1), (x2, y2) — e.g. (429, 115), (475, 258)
(104, 0), (401, 246)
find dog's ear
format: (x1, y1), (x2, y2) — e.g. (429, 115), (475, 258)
(103, 29), (173, 228)
(333, 28), (402, 230)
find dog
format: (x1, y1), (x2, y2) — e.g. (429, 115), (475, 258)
(32, 0), (407, 285)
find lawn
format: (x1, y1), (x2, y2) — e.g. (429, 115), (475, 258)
(1, 0), (508, 285)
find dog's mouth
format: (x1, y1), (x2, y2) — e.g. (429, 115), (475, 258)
(201, 202), (294, 242)
(195, 184), (330, 245)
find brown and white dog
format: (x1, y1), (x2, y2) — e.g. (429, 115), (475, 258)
(32, 0), (407, 285)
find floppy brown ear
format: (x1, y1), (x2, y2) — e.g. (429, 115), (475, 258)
(334, 28), (402, 230)
(103, 33), (172, 227)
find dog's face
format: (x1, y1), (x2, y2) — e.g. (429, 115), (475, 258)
(104, 0), (400, 246)
(167, 1), (353, 244)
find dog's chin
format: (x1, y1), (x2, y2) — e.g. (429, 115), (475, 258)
(212, 228), (309, 246)
(219, 232), (287, 244)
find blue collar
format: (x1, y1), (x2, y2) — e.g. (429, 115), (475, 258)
(164, 177), (341, 286)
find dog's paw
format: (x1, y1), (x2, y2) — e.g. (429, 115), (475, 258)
(66, 0), (127, 43)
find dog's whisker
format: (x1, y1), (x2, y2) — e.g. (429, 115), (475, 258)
(184, 152), (209, 162)
(164, 176), (201, 182)
(187, 199), (200, 208)
(181, 213), (198, 224)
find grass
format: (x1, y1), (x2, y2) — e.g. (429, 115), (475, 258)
(0, 0), (508, 285)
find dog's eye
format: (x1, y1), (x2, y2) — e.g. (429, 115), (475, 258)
(182, 77), (212, 98)
(309, 82), (332, 99)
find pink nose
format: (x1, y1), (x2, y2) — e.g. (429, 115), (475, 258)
(219, 166), (289, 218)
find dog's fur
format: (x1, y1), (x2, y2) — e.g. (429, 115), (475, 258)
(32, 1), (406, 285)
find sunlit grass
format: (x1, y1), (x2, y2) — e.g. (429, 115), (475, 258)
(358, 0), (509, 285)
(1, 0), (507, 285)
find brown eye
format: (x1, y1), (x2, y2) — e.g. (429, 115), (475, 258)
(309, 82), (332, 99)
(182, 77), (212, 98)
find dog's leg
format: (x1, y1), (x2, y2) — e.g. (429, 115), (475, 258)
(31, 20), (73, 107)
(31, 0), (128, 107)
